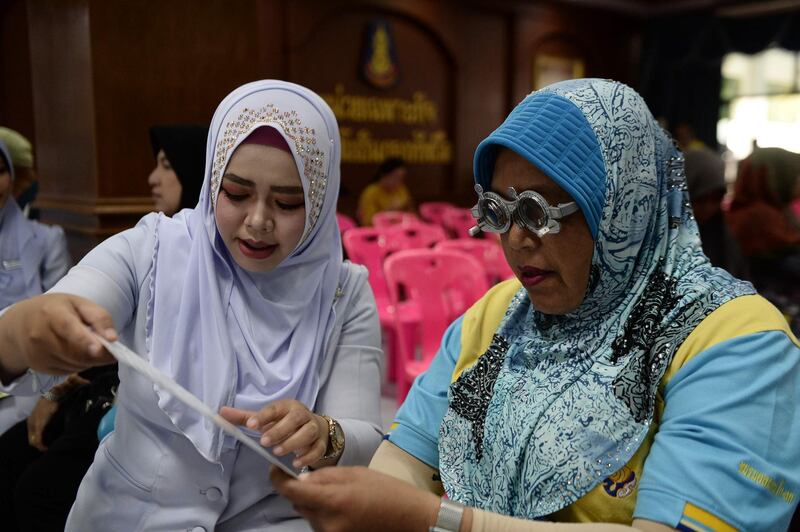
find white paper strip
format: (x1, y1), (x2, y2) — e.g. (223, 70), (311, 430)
(93, 333), (298, 478)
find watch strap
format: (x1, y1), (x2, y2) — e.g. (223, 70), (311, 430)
(320, 414), (344, 460)
(429, 498), (465, 532)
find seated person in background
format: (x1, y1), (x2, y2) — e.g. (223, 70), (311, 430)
(674, 122), (748, 279)
(0, 137), (72, 434)
(0, 367), (118, 532)
(0, 127), (39, 216)
(727, 146), (800, 333)
(148, 124), (208, 215)
(0, 123), (209, 532)
(272, 79), (800, 532)
(357, 156), (414, 225)
(0, 80), (383, 531)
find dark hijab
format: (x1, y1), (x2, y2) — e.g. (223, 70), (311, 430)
(149, 125), (209, 210)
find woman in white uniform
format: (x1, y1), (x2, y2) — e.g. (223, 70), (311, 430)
(0, 135), (71, 434)
(0, 80), (383, 531)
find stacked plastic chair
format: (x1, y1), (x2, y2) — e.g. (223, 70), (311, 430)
(388, 222), (447, 250)
(441, 207), (477, 238)
(419, 201), (456, 227)
(336, 212), (357, 237)
(372, 210), (421, 228)
(435, 239), (515, 285)
(383, 249), (489, 403)
(342, 227), (403, 380)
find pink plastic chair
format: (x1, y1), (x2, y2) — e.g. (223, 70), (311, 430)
(384, 249), (489, 404)
(435, 239), (515, 285)
(419, 202), (456, 226)
(442, 207), (477, 238)
(342, 227), (404, 381)
(388, 223), (447, 250)
(336, 212), (357, 237)
(372, 211), (421, 229)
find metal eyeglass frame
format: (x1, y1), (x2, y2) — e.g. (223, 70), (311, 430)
(469, 184), (579, 237)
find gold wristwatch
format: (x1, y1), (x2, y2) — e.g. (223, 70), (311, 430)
(320, 414), (345, 460)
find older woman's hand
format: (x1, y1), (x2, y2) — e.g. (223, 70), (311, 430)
(270, 465), (443, 532)
(220, 399), (330, 468)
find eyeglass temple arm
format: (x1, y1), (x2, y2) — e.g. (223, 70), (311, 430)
(549, 201), (579, 219)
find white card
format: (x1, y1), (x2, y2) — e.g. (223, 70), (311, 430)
(93, 333), (299, 478)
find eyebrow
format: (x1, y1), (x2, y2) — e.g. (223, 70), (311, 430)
(222, 173), (303, 195)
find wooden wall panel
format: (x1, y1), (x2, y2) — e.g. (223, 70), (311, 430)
(286, 1), (457, 215)
(0, 0), (36, 144)
(13, 0), (641, 259)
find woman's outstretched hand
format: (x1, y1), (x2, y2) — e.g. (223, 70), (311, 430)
(0, 294), (117, 383)
(220, 399), (331, 469)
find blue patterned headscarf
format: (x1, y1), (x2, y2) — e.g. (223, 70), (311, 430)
(438, 79), (754, 517)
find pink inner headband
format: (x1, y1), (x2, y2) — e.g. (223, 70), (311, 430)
(240, 126), (292, 153)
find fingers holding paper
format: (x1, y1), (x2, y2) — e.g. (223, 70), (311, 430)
(0, 294), (117, 381)
(220, 399), (330, 468)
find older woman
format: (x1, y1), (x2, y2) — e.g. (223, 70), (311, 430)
(273, 79), (800, 532)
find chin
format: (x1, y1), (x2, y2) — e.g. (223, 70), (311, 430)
(527, 293), (578, 316)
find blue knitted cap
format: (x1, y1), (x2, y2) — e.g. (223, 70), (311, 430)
(473, 90), (606, 238)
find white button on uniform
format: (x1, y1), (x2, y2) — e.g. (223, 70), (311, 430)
(204, 487), (222, 501)
(190, 527), (206, 532)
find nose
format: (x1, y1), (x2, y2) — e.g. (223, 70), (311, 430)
(147, 168), (159, 187)
(245, 202), (275, 234)
(506, 220), (541, 251)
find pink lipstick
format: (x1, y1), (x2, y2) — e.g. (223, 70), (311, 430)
(238, 239), (277, 260)
(518, 266), (552, 287)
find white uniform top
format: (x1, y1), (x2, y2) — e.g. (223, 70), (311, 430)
(2, 222), (383, 531)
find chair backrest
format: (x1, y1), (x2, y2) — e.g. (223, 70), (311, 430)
(383, 249), (489, 362)
(342, 227), (401, 302)
(435, 238), (515, 284)
(419, 202), (455, 226)
(442, 207), (476, 238)
(336, 212), (357, 236)
(388, 223), (448, 250)
(372, 210), (421, 229)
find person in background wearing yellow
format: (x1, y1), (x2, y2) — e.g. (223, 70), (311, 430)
(357, 156), (414, 225)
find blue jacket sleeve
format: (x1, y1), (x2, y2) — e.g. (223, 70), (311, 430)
(634, 330), (800, 531)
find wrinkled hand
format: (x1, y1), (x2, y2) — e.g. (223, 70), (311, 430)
(271, 466), (441, 532)
(0, 294), (117, 379)
(220, 399), (330, 468)
(25, 372), (92, 451)
(26, 396), (59, 451)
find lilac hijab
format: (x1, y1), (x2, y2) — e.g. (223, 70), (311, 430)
(0, 141), (41, 308)
(146, 80), (343, 462)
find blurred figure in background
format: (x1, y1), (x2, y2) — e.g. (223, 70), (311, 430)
(0, 125), (207, 532)
(727, 147), (800, 332)
(0, 131), (72, 437)
(674, 122), (748, 279)
(0, 127), (39, 216)
(357, 156), (414, 225)
(148, 124), (208, 215)
(0, 136), (71, 312)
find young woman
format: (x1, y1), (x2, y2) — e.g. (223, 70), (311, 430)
(148, 124), (208, 216)
(0, 80), (383, 531)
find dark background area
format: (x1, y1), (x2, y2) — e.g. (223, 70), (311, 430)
(0, 0), (797, 259)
